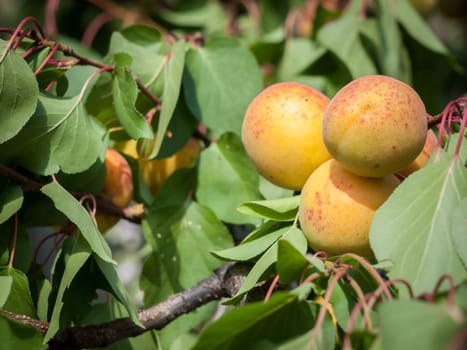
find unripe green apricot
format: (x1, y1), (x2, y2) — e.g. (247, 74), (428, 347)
(322, 75), (427, 178)
(242, 82), (331, 190)
(299, 159), (400, 258)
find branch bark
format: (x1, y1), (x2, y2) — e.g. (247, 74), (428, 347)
(38, 262), (250, 350)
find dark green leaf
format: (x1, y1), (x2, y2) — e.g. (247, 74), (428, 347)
(192, 292), (316, 350)
(0, 313), (43, 350)
(0, 39), (39, 143)
(112, 53), (153, 139)
(0, 184), (23, 224)
(277, 239), (309, 283)
(183, 37), (263, 134)
(0, 93), (105, 175)
(370, 134), (467, 295)
(238, 196), (300, 222)
(196, 132), (262, 224)
(41, 180), (114, 263)
(44, 237), (91, 342)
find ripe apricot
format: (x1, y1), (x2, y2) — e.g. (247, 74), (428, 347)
(299, 159), (400, 258)
(398, 129), (438, 177)
(242, 82), (331, 190)
(322, 75), (427, 178)
(96, 148), (133, 232)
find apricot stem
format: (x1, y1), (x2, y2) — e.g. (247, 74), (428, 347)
(264, 274), (280, 302)
(7, 214), (18, 269)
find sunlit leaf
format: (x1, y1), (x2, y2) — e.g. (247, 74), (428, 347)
(0, 313), (43, 350)
(238, 196), (300, 222)
(0, 93), (105, 175)
(0, 184), (23, 224)
(370, 134), (467, 295)
(112, 53), (153, 139)
(0, 39), (39, 143)
(451, 198), (467, 268)
(41, 180), (114, 264)
(196, 132), (262, 224)
(183, 37), (263, 134)
(0, 275), (12, 307)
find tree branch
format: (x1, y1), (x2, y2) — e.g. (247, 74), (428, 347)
(42, 262), (250, 350)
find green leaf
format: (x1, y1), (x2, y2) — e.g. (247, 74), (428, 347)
(317, 14), (377, 79)
(238, 196), (300, 222)
(94, 256), (141, 327)
(212, 228), (286, 261)
(140, 201), (233, 347)
(370, 134), (467, 295)
(147, 40), (186, 159)
(183, 37), (263, 134)
(0, 39), (39, 143)
(112, 53), (153, 139)
(41, 180), (114, 264)
(277, 38), (326, 80)
(45, 237), (91, 342)
(0, 93), (105, 175)
(378, 299), (465, 350)
(277, 239), (309, 283)
(0, 184), (23, 224)
(0, 275), (13, 307)
(192, 292), (316, 350)
(394, 0), (449, 55)
(228, 227), (304, 302)
(451, 198), (467, 268)
(0, 267), (37, 318)
(196, 132), (262, 224)
(0, 313), (43, 350)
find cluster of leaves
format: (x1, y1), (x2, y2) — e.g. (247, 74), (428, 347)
(0, 0), (466, 349)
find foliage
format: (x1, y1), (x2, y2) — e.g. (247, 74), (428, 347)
(0, 0), (466, 349)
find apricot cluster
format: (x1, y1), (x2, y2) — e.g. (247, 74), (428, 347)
(242, 75), (432, 258)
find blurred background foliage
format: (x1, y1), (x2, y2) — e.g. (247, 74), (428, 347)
(1, 0), (466, 113)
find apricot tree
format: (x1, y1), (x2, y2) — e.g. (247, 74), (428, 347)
(0, 1), (466, 350)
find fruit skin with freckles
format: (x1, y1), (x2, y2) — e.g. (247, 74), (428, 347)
(322, 75), (428, 178)
(298, 159), (400, 258)
(242, 82), (331, 190)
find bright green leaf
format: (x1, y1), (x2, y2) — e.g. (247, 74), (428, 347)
(0, 39), (39, 143)
(237, 196), (300, 222)
(112, 54), (153, 139)
(212, 228), (286, 261)
(277, 239), (309, 283)
(196, 132), (262, 224)
(0, 275), (13, 307)
(183, 37), (263, 134)
(370, 134), (467, 295)
(41, 180), (114, 264)
(0, 184), (23, 224)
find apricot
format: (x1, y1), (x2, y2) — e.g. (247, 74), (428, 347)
(298, 159), (400, 258)
(116, 137), (201, 196)
(398, 129), (438, 177)
(242, 82), (331, 190)
(322, 75), (427, 178)
(96, 148), (133, 232)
